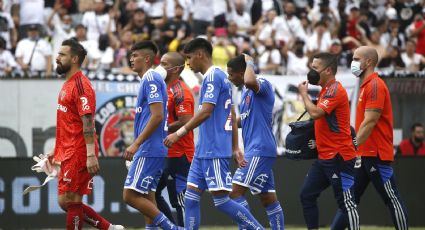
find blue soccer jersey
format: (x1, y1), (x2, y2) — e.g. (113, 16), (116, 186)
(240, 78), (276, 157)
(134, 69), (168, 157)
(196, 66), (233, 159)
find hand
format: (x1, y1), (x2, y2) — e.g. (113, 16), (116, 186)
(124, 143), (139, 161)
(176, 29), (185, 39)
(164, 133), (180, 148)
(243, 53), (254, 63)
(298, 80), (309, 96)
(53, 0), (63, 12)
(233, 148), (247, 168)
(86, 155), (100, 175)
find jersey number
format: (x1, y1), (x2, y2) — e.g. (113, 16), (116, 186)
(224, 99), (232, 131)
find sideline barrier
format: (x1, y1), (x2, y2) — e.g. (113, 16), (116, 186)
(0, 157), (423, 228)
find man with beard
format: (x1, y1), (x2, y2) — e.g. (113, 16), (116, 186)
(333, 46), (408, 230)
(397, 123), (425, 156)
(52, 38), (124, 229)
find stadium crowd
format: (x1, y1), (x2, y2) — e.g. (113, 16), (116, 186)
(0, 0), (425, 78)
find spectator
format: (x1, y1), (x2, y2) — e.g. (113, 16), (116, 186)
(256, 9), (277, 44)
(363, 29), (386, 63)
(137, 0), (166, 28)
(257, 37), (281, 75)
(164, 0), (192, 21)
(15, 24), (52, 77)
(74, 24), (99, 70)
(226, 20), (247, 53)
(113, 30), (133, 70)
(307, 0), (339, 29)
(272, 1), (307, 45)
(378, 46), (406, 71)
(124, 8), (154, 43)
(81, 0), (116, 42)
(0, 36), (17, 76)
(394, 0), (422, 32)
(12, 0), (44, 40)
(160, 4), (191, 51)
(306, 21), (332, 55)
(397, 123), (425, 156)
(380, 19), (405, 50)
(408, 10), (425, 56)
(211, 28), (236, 70)
(328, 39), (351, 68)
(0, 0), (17, 49)
(190, 0), (214, 36)
(401, 40), (425, 72)
(282, 38), (308, 76)
(47, 2), (75, 68)
(227, 0), (252, 35)
(92, 34), (114, 71)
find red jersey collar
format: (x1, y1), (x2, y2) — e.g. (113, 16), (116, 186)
(67, 70), (83, 82)
(360, 72), (379, 88)
(322, 78), (336, 90)
(167, 78), (181, 89)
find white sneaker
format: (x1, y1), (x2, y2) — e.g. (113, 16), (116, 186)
(109, 224), (125, 230)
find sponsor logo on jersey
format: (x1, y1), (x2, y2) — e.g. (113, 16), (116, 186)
(80, 96), (90, 111)
(57, 104), (68, 112)
(149, 84), (160, 98)
(204, 83), (214, 98)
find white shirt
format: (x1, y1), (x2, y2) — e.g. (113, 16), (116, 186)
(0, 49), (17, 76)
(82, 11), (116, 42)
(306, 31), (332, 53)
(138, 0), (165, 18)
(401, 52), (422, 69)
(257, 23), (273, 42)
(51, 23), (76, 68)
(17, 0), (44, 25)
(286, 51), (309, 76)
(272, 15), (307, 43)
(165, 0), (192, 21)
(228, 9), (251, 34)
(0, 12), (14, 49)
(191, 0), (214, 22)
(213, 0), (226, 17)
(258, 47), (281, 75)
(15, 38), (52, 71)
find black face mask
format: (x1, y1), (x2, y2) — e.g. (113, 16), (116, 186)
(414, 137), (424, 143)
(307, 69), (321, 85)
(295, 47), (303, 56)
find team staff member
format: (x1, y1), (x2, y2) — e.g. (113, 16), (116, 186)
(335, 46), (408, 229)
(397, 123), (425, 156)
(53, 38), (123, 230)
(155, 52), (195, 226)
(298, 52), (359, 230)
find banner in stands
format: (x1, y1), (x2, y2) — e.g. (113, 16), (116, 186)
(1, 72), (424, 157)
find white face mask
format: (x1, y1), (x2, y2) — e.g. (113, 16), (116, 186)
(154, 65), (167, 80)
(351, 61), (363, 77)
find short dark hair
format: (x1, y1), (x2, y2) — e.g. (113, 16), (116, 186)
(312, 52), (338, 75)
(131, 41), (158, 63)
(411, 123), (423, 132)
(227, 54), (246, 72)
(61, 38), (87, 66)
(183, 38), (213, 57)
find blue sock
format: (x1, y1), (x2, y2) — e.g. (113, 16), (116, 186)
(153, 213), (180, 230)
(233, 196), (251, 229)
(266, 202), (284, 230)
(146, 224), (160, 230)
(184, 188), (201, 230)
(213, 195), (264, 230)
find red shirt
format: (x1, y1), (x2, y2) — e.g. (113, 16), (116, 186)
(355, 72), (394, 161)
(315, 79), (356, 161)
(415, 20), (425, 56)
(398, 139), (425, 156)
(167, 79), (195, 161)
(54, 71), (98, 162)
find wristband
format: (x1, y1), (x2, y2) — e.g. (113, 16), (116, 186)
(246, 60), (255, 69)
(176, 126), (188, 137)
(86, 143), (95, 157)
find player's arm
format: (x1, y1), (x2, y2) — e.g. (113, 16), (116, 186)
(164, 102), (214, 147)
(237, 116), (241, 128)
(356, 109), (381, 146)
(167, 114), (192, 133)
(81, 113), (100, 175)
(232, 105), (246, 167)
(298, 81), (325, 119)
(125, 102), (163, 160)
(243, 54), (260, 93)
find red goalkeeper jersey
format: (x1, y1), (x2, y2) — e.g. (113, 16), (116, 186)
(54, 71), (98, 162)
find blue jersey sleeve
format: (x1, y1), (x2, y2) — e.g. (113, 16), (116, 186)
(145, 78), (164, 104)
(202, 71), (222, 104)
(256, 78), (273, 97)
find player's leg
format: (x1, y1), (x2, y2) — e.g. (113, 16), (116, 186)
(327, 156), (359, 230)
(230, 157), (252, 230)
(123, 156), (180, 230)
(368, 157), (408, 230)
(208, 158), (265, 230)
(185, 157), (205, 230)
(156, 160), (176, 223)
(299, 160), (330, 230)
(331, 156), (370, 229)
(166, 155), (191, 227)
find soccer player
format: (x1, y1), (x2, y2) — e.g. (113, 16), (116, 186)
(53, 38), (124, 230)
(298, 52), (359, 230)
(334, 46), (408, 229)
(122, 41), (181, 230)
(155, 52), (195, 226)
(164, 38), (264, 230)
(227, 54), (284, 230)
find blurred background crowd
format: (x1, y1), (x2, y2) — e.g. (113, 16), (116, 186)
(0, 0), (425, 78)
